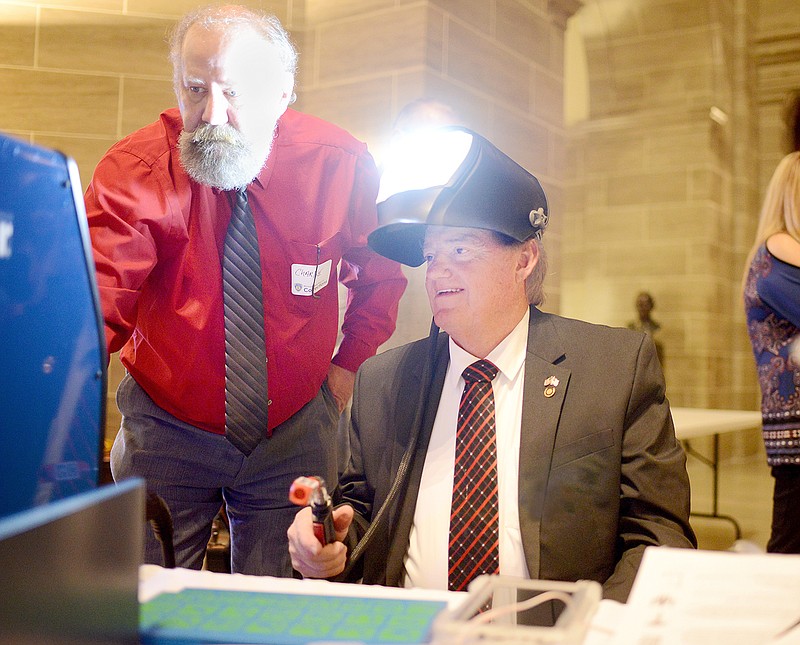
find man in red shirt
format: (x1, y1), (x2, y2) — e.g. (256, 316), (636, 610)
(85, 5), (406, 576)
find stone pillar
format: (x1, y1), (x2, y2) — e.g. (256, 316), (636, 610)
(294, 0), (580, 347)
(563, 0), (758, 411)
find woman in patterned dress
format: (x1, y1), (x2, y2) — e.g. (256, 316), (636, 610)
(743, 151), (800, 553)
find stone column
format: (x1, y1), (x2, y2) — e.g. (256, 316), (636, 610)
(294, 0), (580, 347)
(563, 0), (758, 410)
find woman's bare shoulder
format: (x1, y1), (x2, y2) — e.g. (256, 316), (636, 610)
(766, 232), (800, 267)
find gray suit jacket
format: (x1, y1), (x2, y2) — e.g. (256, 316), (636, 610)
(337, 306), (696, 602)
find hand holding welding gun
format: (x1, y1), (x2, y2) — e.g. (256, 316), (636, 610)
(287, 477), (354, 578)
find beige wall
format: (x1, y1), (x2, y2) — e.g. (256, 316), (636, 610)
(756, 0), (800, 182)
(0, 1), (300, 186)
(563, 0), (799, 421)
(0, 0), (298, 442)
(0, 0), (576, 442)
(563, 0), (750, 410)
(2, 0), (796, 446)
(295, 0), (577, 347)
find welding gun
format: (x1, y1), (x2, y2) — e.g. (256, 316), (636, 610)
(289, 476), (336, 546)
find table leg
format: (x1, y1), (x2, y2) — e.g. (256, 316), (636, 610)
(683, 434), (742, 540)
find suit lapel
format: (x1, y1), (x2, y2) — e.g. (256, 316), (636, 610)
(518, 307), (571, 580)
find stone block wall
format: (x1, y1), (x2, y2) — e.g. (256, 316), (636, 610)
(296, 0), (578, 348)
(0, 0), (576, 441)
(3, 0), (795, 448)
(562, 0), (777, 416)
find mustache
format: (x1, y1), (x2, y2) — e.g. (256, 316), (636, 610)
(187, 123), (245, 147)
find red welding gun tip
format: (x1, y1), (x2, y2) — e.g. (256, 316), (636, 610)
(289, 476), (319, 506)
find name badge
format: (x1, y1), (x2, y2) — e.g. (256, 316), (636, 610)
(291, 259), (332, 297)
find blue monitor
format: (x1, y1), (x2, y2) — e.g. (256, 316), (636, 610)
(0, 133), (107, 518)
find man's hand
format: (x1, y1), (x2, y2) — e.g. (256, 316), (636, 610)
(326, 363), (356, 413)
(288, 504), (354, 579)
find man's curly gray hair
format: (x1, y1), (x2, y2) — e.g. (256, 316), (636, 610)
(168, 4), (298, 98)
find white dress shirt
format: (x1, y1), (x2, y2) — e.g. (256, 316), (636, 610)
(404, 309), (530, 589)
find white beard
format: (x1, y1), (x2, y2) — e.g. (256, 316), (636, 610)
(178, 123), (273, 190)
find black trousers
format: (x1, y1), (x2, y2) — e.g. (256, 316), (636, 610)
(767, 465), (800, 554)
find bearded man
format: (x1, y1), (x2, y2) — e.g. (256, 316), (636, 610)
(84, 4), (406, 576)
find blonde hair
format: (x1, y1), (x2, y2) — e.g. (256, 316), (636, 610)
(491, 232), (548, 306)
(525, 238), (548, 306)
(742, 152), (800, 287)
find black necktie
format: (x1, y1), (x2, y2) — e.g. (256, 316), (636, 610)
(222, 188), (268, 455)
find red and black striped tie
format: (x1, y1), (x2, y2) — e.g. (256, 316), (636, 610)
(448, 359), (500, 591)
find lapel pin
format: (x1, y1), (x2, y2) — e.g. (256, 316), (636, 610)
(543, 375), (559, 398)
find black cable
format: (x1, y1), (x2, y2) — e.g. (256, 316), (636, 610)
(342, 318), (441, 577)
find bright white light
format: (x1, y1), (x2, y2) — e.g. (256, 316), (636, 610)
(377, 129), (474, 204)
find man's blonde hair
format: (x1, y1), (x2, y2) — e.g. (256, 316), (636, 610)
(525, 238), (548, 306)
(491, 232), (548, 306)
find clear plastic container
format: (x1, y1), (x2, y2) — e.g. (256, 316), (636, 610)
(431, 575), (601, 644)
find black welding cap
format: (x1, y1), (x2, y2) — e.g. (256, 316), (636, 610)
(368, 126), (549, 267)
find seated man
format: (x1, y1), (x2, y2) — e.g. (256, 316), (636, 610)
(288, 127), (696, 603)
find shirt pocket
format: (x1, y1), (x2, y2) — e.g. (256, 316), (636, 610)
(551, 428), (614, 470)
(286, 232), (342, 316)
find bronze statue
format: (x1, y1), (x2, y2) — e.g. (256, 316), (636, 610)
(628, 292), (665, 366)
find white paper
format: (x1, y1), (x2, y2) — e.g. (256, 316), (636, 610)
(614, 547), (800, 645)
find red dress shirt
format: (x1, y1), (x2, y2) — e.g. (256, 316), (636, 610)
(85, 108), (406, 434)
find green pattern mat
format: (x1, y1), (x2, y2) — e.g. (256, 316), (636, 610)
(140, 587), (446, 644)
